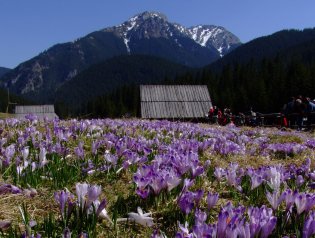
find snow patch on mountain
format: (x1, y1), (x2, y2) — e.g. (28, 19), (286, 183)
(102, 12), (241, 57)
(188, 26), (223, 47)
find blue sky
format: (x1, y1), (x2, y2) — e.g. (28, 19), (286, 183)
(1, 0), (314, 68)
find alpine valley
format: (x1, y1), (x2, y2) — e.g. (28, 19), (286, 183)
(0, 11), (241, 104)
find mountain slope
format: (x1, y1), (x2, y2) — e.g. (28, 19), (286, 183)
(186, 25), (241, 56)
(55, 55), (190, 112)
(0, 11), (240, 103)
(209, 28), (315, 69)
(0, 67), (10, 78)
(0, 32), (127, 102)
(190, 29), (315, 113)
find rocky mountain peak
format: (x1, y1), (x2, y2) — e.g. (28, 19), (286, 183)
(0, 11), (242, 101)
(105, 11), (241, 56)
(187, 25), (241, 57)
(131, 11), (168, 22)
(105, 11), (177, 52)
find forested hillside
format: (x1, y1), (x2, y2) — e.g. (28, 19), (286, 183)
(76, 29), (315, 118)
(0, 67), (10, 78)
(210, 28), (315, 69)
(55, 55), (191, 118)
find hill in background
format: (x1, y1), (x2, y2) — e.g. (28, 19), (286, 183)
(0, 67), (10, 78)
(0, 11), (240, 104)
(55, 55), (191, 117)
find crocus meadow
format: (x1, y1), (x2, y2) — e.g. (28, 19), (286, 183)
(0, 116), (314, 237)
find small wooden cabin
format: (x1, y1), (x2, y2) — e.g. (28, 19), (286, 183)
(140, 85), (212, 119)
(14, 105), (58, 120)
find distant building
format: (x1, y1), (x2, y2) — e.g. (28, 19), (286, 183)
(14, 105), (58, 120)
(140, 85), (212, 119)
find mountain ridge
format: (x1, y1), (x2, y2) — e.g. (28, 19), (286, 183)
(54, 54), (191, 116)
(208, 28), (315, 70)
(0, 11), (241, 103)
(0, 67), (10, 78)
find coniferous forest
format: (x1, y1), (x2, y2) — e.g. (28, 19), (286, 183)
(1, 29), (315, 118)
(62, 33), (315, 119)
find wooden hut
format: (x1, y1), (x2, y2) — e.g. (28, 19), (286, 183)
(14, 105), (58, 120)
(140, 85), (212, 119)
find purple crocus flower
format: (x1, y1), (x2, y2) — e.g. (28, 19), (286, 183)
(296, 175), (305, 187)
(217, 210), (229, 237)
(0, 184), (22, 194)
(194, 209), (207, 225)
(62, 227), (71, 238)
(248, 205), (276, 237)
(87, 184), (102, 208)
(165, 173), (181, 192)
(304, 194), (315, 213)
(78, 232), (88, 238)
(176, 221), (193, 238)
(310, 172), (315, 181)
(3, 144), (15, 166)
(214, 167), (226, 181)
(136, 187), (150, 199)
(104, 153), (118, 168)
(266, 191), (285, 210)
(150, 176), (165, 195)
(194, 189), (204, 206)
(303, 211), (315, 238)
(54, 190), (74, 220)
(191, 165), (204, 178)
(308, 183), (315, 189)
(247, 169), (263, 190)
(182, 178), (194, 192)
(295, 193), (308, 215)
(283, 189), (297, 211)
(207, 192), (219, 210)
(91, 141), (100, 155)
(193, 223), (217, 238)
(0, 220), (11, 230)
(260, 216), (277, 238)
(74, 141), (85, 159)
(178, 191), (195, 214)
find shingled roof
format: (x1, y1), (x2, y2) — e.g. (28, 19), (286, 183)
(140, 85), (212, 119)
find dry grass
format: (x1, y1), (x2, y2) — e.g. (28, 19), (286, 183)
(206, 151), (315, 169)
(0, 113), (13, 119)
(0, 186), (57, 226)
(1, 122), (315, 237)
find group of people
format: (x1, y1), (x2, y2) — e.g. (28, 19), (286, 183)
(208, 106), (258, 126)
(207, 95), (315, 129)
(282, 96), (315, 129)
(208, 106), (234, 125)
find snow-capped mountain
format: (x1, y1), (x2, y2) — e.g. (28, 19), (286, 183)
(105, 11), (241, 57)
(187, 25), (241, 57)
(0, 11), (241, 103)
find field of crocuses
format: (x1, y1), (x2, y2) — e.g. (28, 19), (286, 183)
(0, 116), (315, 237)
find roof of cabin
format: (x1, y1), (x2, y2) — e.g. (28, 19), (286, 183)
(140, 85), (212, 119)
(14, 105), (58, 120)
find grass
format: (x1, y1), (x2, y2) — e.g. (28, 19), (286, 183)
(1, 119), (315, 237)
(0, 113), (13, 119)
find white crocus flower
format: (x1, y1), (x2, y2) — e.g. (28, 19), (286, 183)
(39, 147), (48, 167)
(267, 167), (281, 191)
(117, 207), (154, 227)
(128, 207), (154, 227)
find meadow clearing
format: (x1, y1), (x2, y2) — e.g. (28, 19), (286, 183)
(0, 117), (315, 237)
